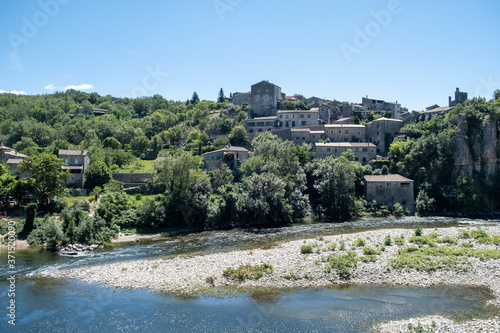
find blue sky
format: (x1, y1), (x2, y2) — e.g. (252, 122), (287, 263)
(1, 0), (499, 110)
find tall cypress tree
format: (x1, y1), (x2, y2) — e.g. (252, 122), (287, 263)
(217, 88), (225, 103)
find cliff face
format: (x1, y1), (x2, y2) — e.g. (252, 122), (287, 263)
(454, 113), (499, 208)
(454, 113), (499, 179)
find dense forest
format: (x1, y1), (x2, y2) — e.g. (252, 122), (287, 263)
(0, 90), (499, 247)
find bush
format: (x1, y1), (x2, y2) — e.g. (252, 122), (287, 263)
(394, 235), (405, 245)
(353, 238), (365, 247)
(44, 219), (64, 247)
(362, 246), (381, 255)
(301, 244), (314, 254)
(415, 227), (423, 236)
(222, 263), (273, 281)
(326, 251), (357, 279)
(384, 235), (393, 246)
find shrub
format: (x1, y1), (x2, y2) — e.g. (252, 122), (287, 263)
(327, 251), (357, 279)
(461, 242), (473, 248)
(300, 244), (313, 254)
(222, 263), (273, 281)
(362, 246), (381, 255)
(438, 236), (458, 244)
(340, 240), (346, 251)
(205, 276), (215, 285)
(415, 227), (423, 236)
(459, 230), (471, 239)
(394, 235), (405, 245)
(353, 238), (365, 247)
(384, 235), (393, 246)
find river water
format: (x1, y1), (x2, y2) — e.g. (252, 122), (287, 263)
(1, 216), (498, 332)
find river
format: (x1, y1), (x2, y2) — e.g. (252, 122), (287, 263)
(1, 216), (498, 332)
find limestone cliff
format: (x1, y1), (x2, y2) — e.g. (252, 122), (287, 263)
(454, 112), (499, 181)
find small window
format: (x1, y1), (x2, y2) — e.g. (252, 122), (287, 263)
(292, 121), (296, 127)
(265, 95), (268, 100)
(279, 115), (283, 118)
(327, 148), (331, 152)
(301, 121), (306, 126)
(256, 95), (260, 100)
(345, 130), (348, 134)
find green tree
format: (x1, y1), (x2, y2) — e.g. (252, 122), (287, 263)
(455, 175), (483, 211)
(84, 160), (112, 189)
(19, 153), (69, 203)
(191, 91), (200, 105)
(415, 189), (436, 216)
(44, 219), (64, 247)
(209, 163), (234, 193)
(307, 155), (356, 221)
(102, 137), (121, 149)
(228, 126), (247, 145)
(217, 88), (225, 103)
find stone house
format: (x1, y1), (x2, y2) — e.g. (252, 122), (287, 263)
(250, 81), (284, 117)
(365, 117), (404, 153)
(245, 116), (278, 134)
(203, 146), (249, 171)
(290, 128), (326, 145)
(276, 109), (321, 128)
(361, 97), (402, 120)
(364, 174), (414, 213)
(0, 142), (27, 177)
(323, 124), (366, 142)
(58, 150), (91, 188)
(312, 142), (377, 163)
(231, 92), (251, 107)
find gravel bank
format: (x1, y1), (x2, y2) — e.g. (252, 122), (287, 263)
(49, 225), (500, 329)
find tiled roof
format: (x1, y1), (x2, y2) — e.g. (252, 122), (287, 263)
(4, 151), (26, 158)
(58, 150), (89, 156)
(6, 158), (23, 164)
(203, 146), (249, 155)
(364, 174), (413, 182)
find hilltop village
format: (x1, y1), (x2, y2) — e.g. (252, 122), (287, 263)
(0, 83), (498, 247)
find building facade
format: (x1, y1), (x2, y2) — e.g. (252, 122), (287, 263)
(276, 110), (321, 128)
(231, 92), (251, 107)
(312, 142), (376, 163)
(58, 150), (91, 188)
(203, 146), (249, 171)
(250, 81), (284, 117)
(323, 124), (366, 142)
(365, 117), (404, 153)
(364, 174), (415, 213)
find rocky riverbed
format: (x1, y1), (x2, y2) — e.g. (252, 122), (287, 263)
(49, 225), (500, 330)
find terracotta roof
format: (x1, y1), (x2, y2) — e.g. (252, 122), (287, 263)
(364, 174), (413, 183)
(58, 149), (89, 156)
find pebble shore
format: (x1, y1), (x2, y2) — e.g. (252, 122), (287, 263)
(50, 225), (500, 331)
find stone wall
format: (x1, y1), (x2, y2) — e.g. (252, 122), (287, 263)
(112, 173), (154, 188)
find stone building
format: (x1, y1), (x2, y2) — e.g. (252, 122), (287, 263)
(449, 88), (468, 107)
(365, 117), (404, 153)
(312, 142), (376, 163)
(58, 150), (91, 188)
(290, 128), (326, 145)
(364, 174), (415, 213)
(250, 81), (284, 117)
(203, 146), (249, 171)
(75, 107), (109, 116)
(323, 124), (366, 142)
(0, 142), (27, 177)
(361, 97), (402, 119)
(276, 109), (321, 128)
(231, 92), (251, 107)
(245, 116), (278, 133)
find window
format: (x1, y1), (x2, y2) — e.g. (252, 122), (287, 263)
(363, 148), (367, 152)
(345, 130), (348, 134)
(74, 158), (78, 164)
(249, 129), (253, 133)
(258, 89), (260, 93)
(400, 183), (410, 188)
(301, 121), (306, 126)
(256, 95), (260, 100)
(307, 115), (311, 118)
(296, 137), (300, 140)
(302, 137), (305, 140)
(387, 183), (392, 187)
(292, 121), (296, 127)
(300, 114), (304, 118)
(362, 157), (367, 162)
(279, 115), (283, 119)
(285, 115), (289, 119)
(64, 158), (68, 164)
(327, 148), (331, 152)
(265, 95), (268, 100)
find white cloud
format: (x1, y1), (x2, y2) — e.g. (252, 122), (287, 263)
(63, 84), (94, 90)
(0, 89), (26, 95)
(44, 84), (56, 90)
